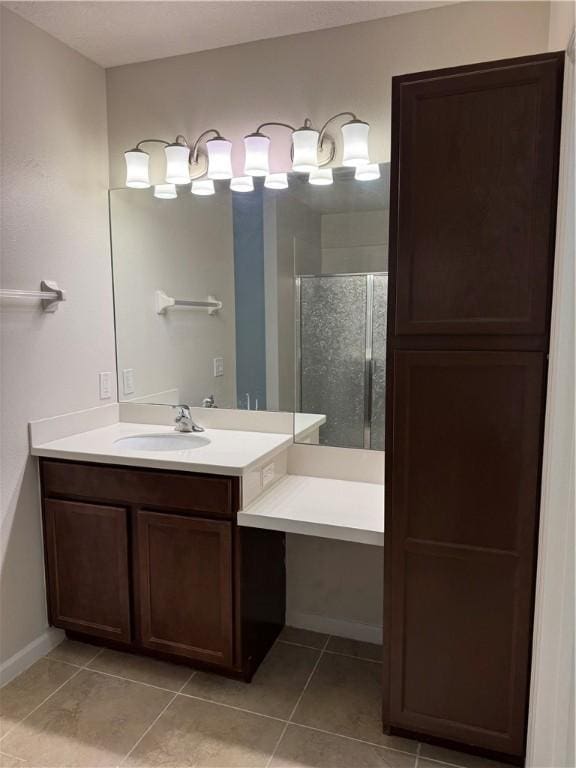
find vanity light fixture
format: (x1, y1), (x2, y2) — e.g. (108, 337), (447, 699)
(355, 163), (380, 181)
(165, 141), (192, 184)
(341, 119), (370, 167)
(124, 148), (152, 188)
(154, 183), (178, 199)
(230, 176), (254, 192)
(243, 132), (271, 176)
(308, 167), (333, 186)
(264, 172), (289, 190)
(191, 179), (215, 196)
(292, 124), (320, 172)
(124, 111), (372, 194)
(206, 137), (233, 179)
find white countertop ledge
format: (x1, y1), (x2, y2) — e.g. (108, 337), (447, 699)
(238, 475), (384, 546)
(30, 422), (292, 476)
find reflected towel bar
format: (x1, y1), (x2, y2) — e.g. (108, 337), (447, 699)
(0, 281), (66, 312)
(155, 289), (222, 315)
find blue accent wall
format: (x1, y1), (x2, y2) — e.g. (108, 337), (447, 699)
(232, 186), (267, 410)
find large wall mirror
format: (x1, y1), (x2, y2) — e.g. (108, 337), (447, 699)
(110, 164), (389, 449)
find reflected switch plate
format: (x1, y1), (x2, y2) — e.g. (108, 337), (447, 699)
(213, 358), (224, 377)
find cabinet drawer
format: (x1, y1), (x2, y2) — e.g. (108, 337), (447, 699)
(41, 460), (238, 519)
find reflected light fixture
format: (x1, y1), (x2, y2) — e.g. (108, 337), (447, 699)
(243, 132), (271, 176)
(230, 176), (254, 192)
(124, 148), (151, 188)
(308, 167), (333, 186)
(264, 172), (289, 190)
(154, 183), (177, 199)
(191, 179), (215, 196)
(355, 163), (380, 181)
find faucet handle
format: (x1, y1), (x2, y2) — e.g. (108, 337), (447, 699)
(173, 404), (190, 422)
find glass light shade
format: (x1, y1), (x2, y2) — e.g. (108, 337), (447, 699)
(292, 128), (319, 172)
(244, 133), (270, 176)
(355, 163), (380, 181)
(124, 149), (150, 188)
(191, 179), (215, 196)
(264, 172), (288, 190)
(164, 143), (191, 184)
(230, 176), (254, 192)
(341, 120), (370, 167)
(206, 138), (233, 180)
(153, 183), (177, 199)
(308, 167), (333, 186)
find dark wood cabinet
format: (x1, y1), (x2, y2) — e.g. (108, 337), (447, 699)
(384, 52), (563, 762)
(40, 459), (285, 680)
(44, 498), (131, 643)
(136, 510), (233, 666)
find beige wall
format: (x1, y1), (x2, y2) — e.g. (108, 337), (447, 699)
(0, 9), (114, 668)
(111, 188), (237, 408)
(105, 0), (551, 640)
(106, 1), (550, 188)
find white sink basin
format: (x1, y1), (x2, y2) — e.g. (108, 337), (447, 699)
(114, 433), (210, 452)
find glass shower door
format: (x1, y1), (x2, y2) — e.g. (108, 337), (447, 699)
(298, 275), (368, 449)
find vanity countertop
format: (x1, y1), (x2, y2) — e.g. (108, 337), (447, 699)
(239, 474), (384, 546)
(30, 421), (293, 476)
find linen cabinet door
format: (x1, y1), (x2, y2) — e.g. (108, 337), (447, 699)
(44, 499), (131, 643)
(386, 350), (546, 756)
(391, 53), (563, 341)
(135, 510), (234, 667)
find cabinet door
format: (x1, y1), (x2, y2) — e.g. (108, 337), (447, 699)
(44, 499), (131, 643)
(136, 510), (233, 667)
(391, 53), (562, 340)
(386, 350), (545, 755)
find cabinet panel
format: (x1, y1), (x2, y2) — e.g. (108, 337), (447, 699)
(386, 350), (545, 755)
(42, 460), (236, 519)
(136, 510), (233, 666)
(44, 499), (131, 643)
(392, 55), (562, 338)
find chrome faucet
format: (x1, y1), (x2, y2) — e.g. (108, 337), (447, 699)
(172, 405), (205, 433)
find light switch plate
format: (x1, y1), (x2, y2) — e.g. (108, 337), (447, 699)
(213, 357), (224, 377)
(122, 368), (135, 395)
(99, 371), (112, 400)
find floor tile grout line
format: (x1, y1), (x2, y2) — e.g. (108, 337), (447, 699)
(79, 665), (185, 695)
(116, 667), (197, 768)
(291, 722), (422, 760)
(0, 666), (83, 745)
(116, 691), (178, 768)
(415, 740), (422, 767)
(177, 691), (287, 724)
(277, 638), (382, 663)
(0, 646), (106, 746)
(0, 749), (27, 763)
(264, 633), (332, 768)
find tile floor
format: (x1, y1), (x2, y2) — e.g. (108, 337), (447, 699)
(0, 629), (510, 768)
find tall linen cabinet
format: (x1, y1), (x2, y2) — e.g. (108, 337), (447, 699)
(383, 52), (564, 761)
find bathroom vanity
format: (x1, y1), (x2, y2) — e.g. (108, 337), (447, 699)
(39, 455), (284, 681)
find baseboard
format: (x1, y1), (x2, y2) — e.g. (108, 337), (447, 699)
(0, 627), (65, 687)
(286, 610), (382, 645)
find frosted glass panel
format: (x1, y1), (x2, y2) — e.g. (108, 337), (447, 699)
(299, 276), (367, 448)
(370, 275), (387, 450)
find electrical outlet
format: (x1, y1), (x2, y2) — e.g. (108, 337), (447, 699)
(261, 463), (275, 487)
(122, 368), (135, 395)
(213, 357), (224, 377)
(99, 371), (112, 400)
